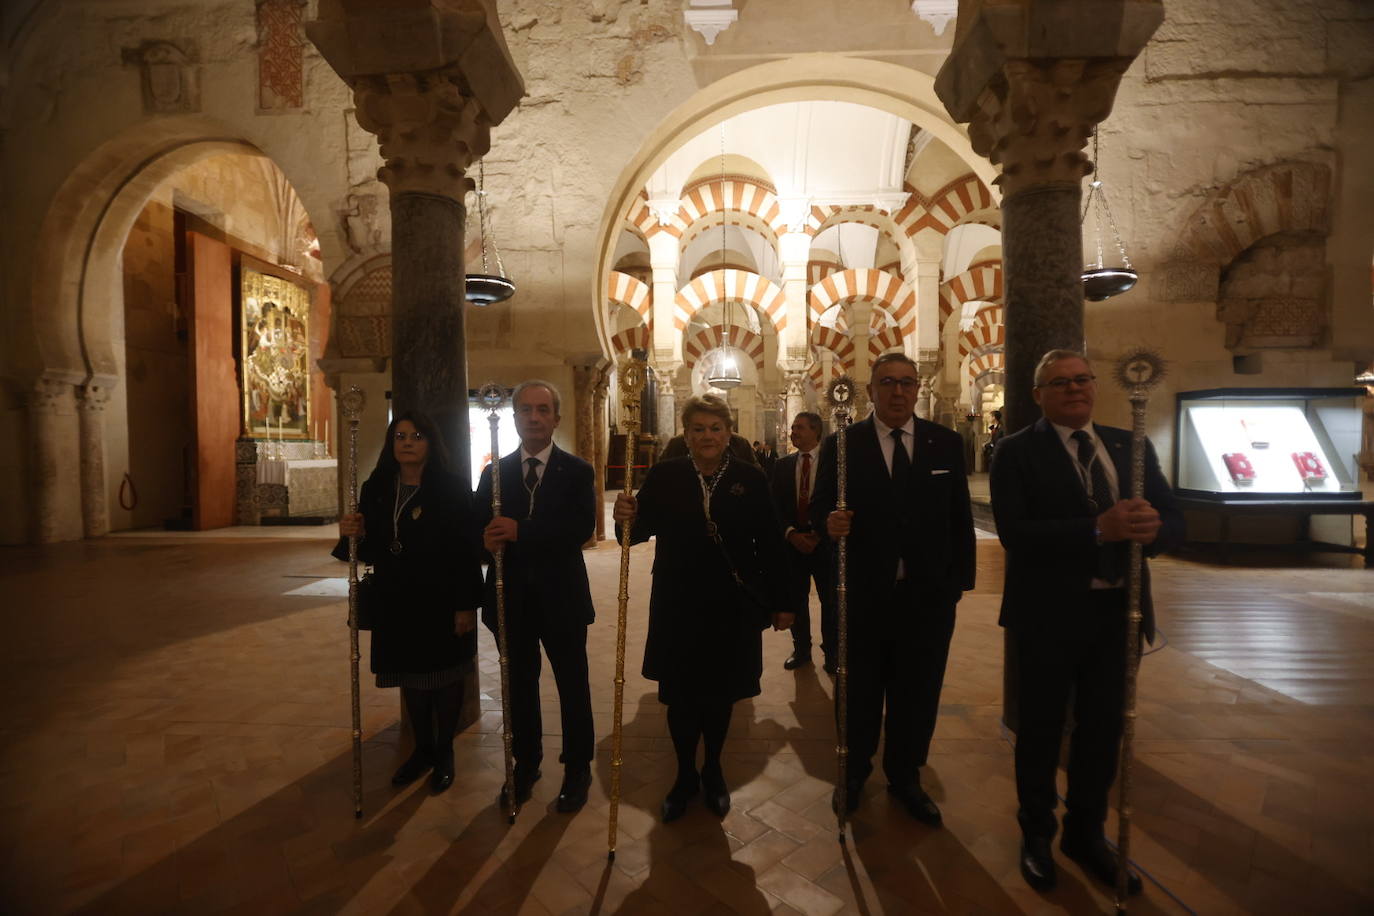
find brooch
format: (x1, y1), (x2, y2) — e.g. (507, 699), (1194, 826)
(729, 483), (745, 496)
(411, 505), (423, 520)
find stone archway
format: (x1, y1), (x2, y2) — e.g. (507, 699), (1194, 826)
(19, 117), (324, 542)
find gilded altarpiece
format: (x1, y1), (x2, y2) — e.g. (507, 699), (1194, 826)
(240, 268), (311, 438)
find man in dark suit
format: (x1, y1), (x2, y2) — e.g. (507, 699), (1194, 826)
(770, 411), (834, 672)
(476, 379), (597, 813)
(990, 349), (1184, 894)
(812, 352), (976, 825)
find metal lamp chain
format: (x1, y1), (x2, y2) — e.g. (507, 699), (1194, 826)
(478, 159), (491, 275)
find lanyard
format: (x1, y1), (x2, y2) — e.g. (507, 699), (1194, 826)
(695, 452), (731, 537)
(390, 478), (419, 555)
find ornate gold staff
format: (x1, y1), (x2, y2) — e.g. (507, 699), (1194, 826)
(608, 358), (646, 861)
(341, 385), (366, 820)
(827, 376), (856, 843)
(479, 382), (520, 825)
(1111, 350), (1166, 913)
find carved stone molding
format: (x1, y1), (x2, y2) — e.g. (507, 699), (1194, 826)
(685, 1), (738, 46)
(966, 58), (1131, 198)
(912, 1), (957, 36)
(352, 70), (490, 199)
(122, 40), (201, 113)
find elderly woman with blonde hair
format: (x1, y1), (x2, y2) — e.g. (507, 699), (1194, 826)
(614, 395), (791, 822)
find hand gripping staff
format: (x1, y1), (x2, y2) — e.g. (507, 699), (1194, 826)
(341, 385), (366, 819)
(478, 382), (520, 825)
(1111, 350), (1167, 913)
(607, 359), (646, 860)
(827, 376), (856, 843)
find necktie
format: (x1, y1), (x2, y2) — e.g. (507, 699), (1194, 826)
(1072, 430), (1120, 580)
(890, 427), (910, 491)
(796, 452), (812, 527)
(524, 457), (541, 489)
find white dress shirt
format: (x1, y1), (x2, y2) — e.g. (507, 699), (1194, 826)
(1050, 421), (1123, 589)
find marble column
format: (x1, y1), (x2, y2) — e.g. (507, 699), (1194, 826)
(784, 371), (806, 449)
(76, 382), (112, 538)
(936, 3), (1161, 433)
(654, 364), (680, 440)
(308, 1), (523, 489)
(31, 378), (73, 544)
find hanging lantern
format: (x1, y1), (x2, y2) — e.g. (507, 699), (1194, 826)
(703, 124), (742, 390)
(1081, 127), (1138, 302)
(465, 159), (516, 305)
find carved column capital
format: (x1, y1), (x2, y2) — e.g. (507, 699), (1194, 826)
(77, 383), (113, 412)
(352, 69), (490, 198)
(967, 58), (1130, 198)
(785, 370), (807, 398)
(30, 377), (72, 413)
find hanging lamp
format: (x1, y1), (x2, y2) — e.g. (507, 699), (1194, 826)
(465, 159), (516, 305)
(1081, 127), (1138, 302)
(704, 125), (742, 389)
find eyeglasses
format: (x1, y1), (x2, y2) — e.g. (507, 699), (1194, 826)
(393, 431), (426, 441)
(874, 376), (919, 391)
(1038, 374), (1096, 389)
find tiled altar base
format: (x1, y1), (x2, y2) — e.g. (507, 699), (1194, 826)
(1, 534), (1371, 915)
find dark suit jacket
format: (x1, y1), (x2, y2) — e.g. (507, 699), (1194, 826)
(811, 416), (976, 609)
(769, 451), (818, 535)
(474, 444), (597, 632)
(989, 418), (1185, 641)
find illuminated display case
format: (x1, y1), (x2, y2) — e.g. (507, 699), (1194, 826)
(1174, 388), (1364, 500)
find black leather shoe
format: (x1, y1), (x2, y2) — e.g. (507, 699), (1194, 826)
(555, 766), (592, 813)
(783, 650), (812, 671)
(1020, 835), (1057, 890)
(391, 752), (432, 786)
(1061, 834), (1142, 896)
(430, 756), (454, 794)
(661, 776), (699, 823)
(887, 783), (942, 827)
(701, 770), (730, 817)
(498, 768), (542, 808)
(831, 781), (862, 814)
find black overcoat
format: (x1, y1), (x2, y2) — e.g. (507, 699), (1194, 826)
(622, 456), (787, 705)
(340, 467), (485, 676)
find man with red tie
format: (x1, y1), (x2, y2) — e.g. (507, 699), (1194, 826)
(769, 412), (833, 672)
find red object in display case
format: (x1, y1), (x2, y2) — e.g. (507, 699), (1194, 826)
(1291, 451), (1327, 481)
(1222, 452), (1256, 484)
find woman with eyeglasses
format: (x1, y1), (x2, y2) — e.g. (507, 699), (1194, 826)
(336, 411), (484, 794)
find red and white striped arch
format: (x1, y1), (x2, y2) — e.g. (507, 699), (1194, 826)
(895, 173), (1000, 237)
(682, 324), (766, 375)
(808, 268), (917, 338)
(662, 178), (788, 243)
(608, 325), (650, 360)
(967, 349), (1005, 387)
(807, 260), (844, 287)
(810, 325), (856, 372)
(869, 325), (905, 362)
(959, 320), (1004, 358)
(674, 269), (787, 332)
(625, 190), (660, 239)
(606, 270), (651, 321)
(938, 260), (1004, 331)
(807, 358), (841, 394)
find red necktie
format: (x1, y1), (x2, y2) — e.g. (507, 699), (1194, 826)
(797, 452), (811, 527)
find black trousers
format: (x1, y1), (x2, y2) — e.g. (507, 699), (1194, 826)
(786, 539), (835, 657)
(843, 580), (956, 787)
(507, 619), (595, 773)
(1012, 589), (1128, 840)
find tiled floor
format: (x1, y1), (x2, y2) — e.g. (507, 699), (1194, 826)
(1, 518), (1370, 914)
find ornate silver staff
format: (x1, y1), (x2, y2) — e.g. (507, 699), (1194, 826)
(827, 376), (856, 842)
(479, 382), (520, 825)
(1111, 350), (1166, 913)
(341, 385), (366, 819)
(608, 358), (646, 861)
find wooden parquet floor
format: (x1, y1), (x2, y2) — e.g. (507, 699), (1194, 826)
(0, 528), (1370, 915)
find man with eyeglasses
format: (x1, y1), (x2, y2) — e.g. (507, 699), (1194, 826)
(475, 379), (597, 814)
(812, 352), (976, 825)
(990, 349), (1183, 894)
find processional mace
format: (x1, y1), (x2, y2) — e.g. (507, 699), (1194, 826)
(341, 385), (366, 819)
(1111, 349), (1166, 913)
(827, 376), (857, 843)
(608, 358), (647, 861)
(478, 382), (521, 825)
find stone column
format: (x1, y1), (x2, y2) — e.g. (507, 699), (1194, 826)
(915, 350), (939, 422)
(936, 1), (1161, 433)
(784, 371), (807, 449)
(655, 364), (680, 440)
(648, 230), (682, 367)
(76, 382), (112, 538)
(308, 1), (523, 490)
(31, 377), (73, 544)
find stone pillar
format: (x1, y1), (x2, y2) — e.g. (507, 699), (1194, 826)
(778, 229), (812, 382)
(654, 364), (680, 439)
(915, 350), (939, 422)
(850, 301), (874, 388)
(648, 230), (682, 367)
(784, 371), (807, 449)
(936, 2), (1161, 434)
(31, 377), (73, 544)
(308, 1), (523, 490)
(76, 382), (112, 538)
